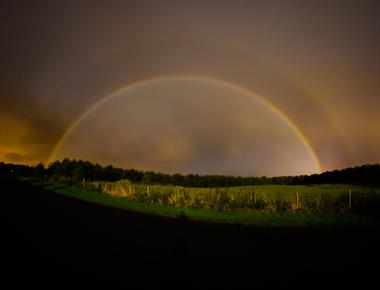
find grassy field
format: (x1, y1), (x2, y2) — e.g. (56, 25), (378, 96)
(26, 178), (379, 226)
(5, 177), (380, 287)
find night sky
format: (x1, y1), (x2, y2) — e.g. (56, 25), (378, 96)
(1, 0), (379, 176)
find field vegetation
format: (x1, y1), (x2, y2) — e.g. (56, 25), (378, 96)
(25, 177), (379, 226)
(79, 179), (380, 214)
(3, 160), (380, 225)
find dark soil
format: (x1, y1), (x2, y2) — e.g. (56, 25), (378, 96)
(1, 177), (379, 289)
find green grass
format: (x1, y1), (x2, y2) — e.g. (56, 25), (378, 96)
(26, 179), (375, 227)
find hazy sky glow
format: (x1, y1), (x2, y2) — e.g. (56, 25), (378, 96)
(1, 0), (379, 175)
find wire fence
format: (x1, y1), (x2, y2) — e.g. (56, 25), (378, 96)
(75, 179), (380, 214)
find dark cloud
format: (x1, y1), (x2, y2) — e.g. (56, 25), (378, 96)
(2, 152), (34, 163)
(0, 0), (379, 173)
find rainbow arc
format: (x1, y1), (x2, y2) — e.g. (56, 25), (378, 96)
(48, 75), (323, 173)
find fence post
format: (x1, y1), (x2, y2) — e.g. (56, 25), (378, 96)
(296, 192), (299, 209)
(348, 189), (352, 209)
(147, 186), (150, 197)
(317, 193), (320, 210)
(176, 187), (180, 205)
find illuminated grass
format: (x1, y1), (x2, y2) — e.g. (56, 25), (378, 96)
(28, 179), (374, 227)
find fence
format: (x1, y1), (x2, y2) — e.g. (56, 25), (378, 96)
(78, 179), (380, 214)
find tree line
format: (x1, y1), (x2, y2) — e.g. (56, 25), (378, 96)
(1, 158), (379, 187)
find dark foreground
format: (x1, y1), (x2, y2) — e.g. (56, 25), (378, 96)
(1, 178), (379, 289)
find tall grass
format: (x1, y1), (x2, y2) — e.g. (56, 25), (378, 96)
(66, 178), (380, 215)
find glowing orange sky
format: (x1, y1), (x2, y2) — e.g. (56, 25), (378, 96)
(1, 0), (379, 175)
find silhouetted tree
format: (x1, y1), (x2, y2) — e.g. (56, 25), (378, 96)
(12, 158), (378, 187)
(33, 163), (45, 178)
